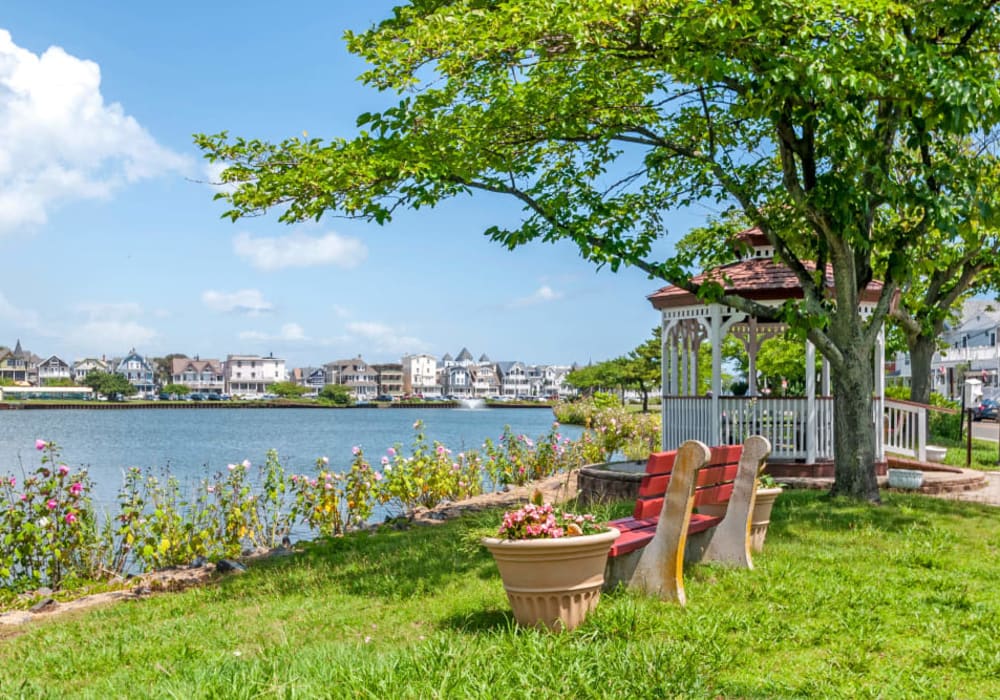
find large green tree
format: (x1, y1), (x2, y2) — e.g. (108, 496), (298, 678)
(197, 1), (1000, 501)
(82, 371), (136, 399)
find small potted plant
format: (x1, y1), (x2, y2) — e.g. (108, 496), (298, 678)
(481, 491), (619, 632)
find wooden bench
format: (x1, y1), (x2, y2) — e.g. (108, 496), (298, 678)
(604, 435), (771, 605)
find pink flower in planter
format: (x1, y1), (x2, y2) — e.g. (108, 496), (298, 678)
(19, 493), (27, 502)
(321, 456), (329, 465)
(387, 447), (396, 457)
(46, 499), (58, 510)
(242, 459), (251, 468)
(35, 439), (46, 450)
(227, 464), (237, 471)
(374, 472), (383, 482)
(64, 512), (77, 524)
(8, 477), (15, 487)
(381, 456), (389, 466)
(57, 464), (70, 476)
(70, 482), (83, 496)
(352, 446), (361, 456)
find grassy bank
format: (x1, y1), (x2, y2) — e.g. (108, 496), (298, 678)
(2, 491), (1000, 698)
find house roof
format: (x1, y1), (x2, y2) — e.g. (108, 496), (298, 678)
(647, 227), (884, 310)
(456, 347), (474, 362)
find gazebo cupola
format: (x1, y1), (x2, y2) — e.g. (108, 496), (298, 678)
(647, 227), (887, 472)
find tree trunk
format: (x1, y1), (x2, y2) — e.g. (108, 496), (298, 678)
(907, 335), (937, 405)
(829, 349), (881, 502)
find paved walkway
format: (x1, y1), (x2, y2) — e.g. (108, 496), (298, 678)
(935, 470), (1000, 506)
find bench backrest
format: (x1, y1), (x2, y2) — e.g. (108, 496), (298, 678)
(632, 444), (744, 520)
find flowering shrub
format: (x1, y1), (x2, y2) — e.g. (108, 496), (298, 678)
(377, 420), (484, 515)
(0, 440), (98, 589)
(590, 406), (660, 460)
(481, 423), (580, 487)
(290, 450), (379, 537)
(252, 449), (296, 549)
(0, 423), (612, 591)
(496, 498), (605, 540)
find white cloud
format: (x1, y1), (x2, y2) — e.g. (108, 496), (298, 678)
(346, 321), (428, 355)
(0, 30), (190, 235)
(67, 321), (157, 353)
(233, 230), (368, 271)
(509, 285), (563, 308)
(65, 301), (157, 353)
(0, 291), (42, 330)
(203, 161), (238, 194)
(74, 301), (143, 320)
(202, 289), (274, 315)
(239, 323), (308, 342)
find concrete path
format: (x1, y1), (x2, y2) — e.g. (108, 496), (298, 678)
(934, 470), (1000, 506)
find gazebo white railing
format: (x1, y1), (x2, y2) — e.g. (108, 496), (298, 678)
(882, 399), (928, 462)
(662, 396), (835, 461)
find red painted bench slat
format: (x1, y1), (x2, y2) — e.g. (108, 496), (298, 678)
(609, 514), (723, 557)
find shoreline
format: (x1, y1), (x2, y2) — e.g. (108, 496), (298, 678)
(0, 401), (553, 411)
(0, 469), (581, 630)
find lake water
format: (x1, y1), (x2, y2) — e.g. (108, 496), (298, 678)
(0, 406), (580, 510)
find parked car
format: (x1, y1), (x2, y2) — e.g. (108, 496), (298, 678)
(376, 394), (395, 402)
(972, 398), (999, 421)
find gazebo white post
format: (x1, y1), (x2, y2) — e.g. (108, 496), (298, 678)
(689, 330), (699, 396)
(821, 357), (831, 396)
(806, 340), (817, 464)
(680, 332), (689, 396)
(708, 307), (722, 443)
(669, 327), (679, 396)
(875, 325), (886, 461)
(661, 319), (671, 396)
(747, 318), (759, 396)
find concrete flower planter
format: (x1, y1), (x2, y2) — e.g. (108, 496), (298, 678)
(482, 528), (620, 632)
(888, 468), (924, 490)
(697, 486), (782, 552)
(925, 445), (947, 463)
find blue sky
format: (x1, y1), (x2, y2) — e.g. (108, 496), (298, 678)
(0, 1), (713, 368)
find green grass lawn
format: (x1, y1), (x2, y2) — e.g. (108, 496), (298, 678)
(3, 491), (1000, 698)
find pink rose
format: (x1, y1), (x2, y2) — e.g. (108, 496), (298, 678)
(58, 464), (70, 477)
(70, 482), (83, 496)
(374, 472), (383, 482)
(352, 446), (361, 456)
(46, 499), (58, 510)
(64, 512), (77, 524)
(387, 447), (396, 457)
(242, 459), (251, 469)
(8, 477), (15, 487)
(321, 456), (329, 465)
(35, 439), (46, 450)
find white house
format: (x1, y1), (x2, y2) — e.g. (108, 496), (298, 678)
(171, 357), (225, 394)
(224, 353), (286, 397)
(402, 353), (441, 397)
(72, 358), (109, 383)
(36, 355), (72, 384)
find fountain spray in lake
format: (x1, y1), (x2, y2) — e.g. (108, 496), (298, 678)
(458, 398), (487, 410)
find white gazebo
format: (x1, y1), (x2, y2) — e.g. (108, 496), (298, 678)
(647, 228), (889, 476)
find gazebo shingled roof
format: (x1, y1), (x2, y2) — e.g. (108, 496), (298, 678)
(647, 228), (884, 309)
